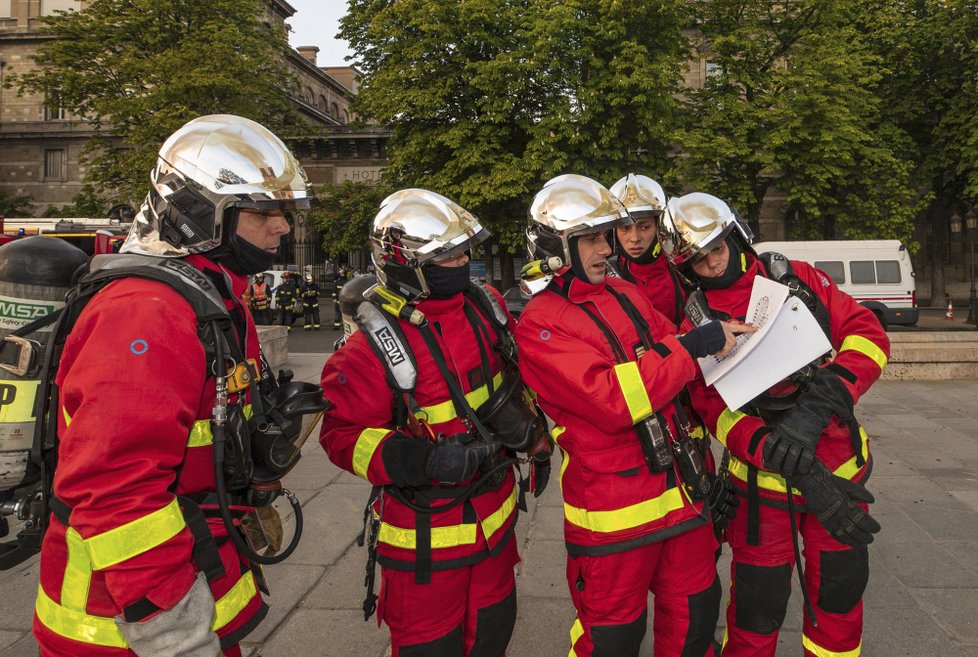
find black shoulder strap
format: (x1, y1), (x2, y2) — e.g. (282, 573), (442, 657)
(462, 281), (517, 365)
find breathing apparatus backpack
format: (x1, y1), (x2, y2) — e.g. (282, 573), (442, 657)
(0, 238), (329, 570)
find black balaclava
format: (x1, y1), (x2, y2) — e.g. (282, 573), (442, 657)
(694, 235), (744, 291)
(568, 235), (590, 281)
(211, 212), (278, 276)
(424, 262), (472, 299)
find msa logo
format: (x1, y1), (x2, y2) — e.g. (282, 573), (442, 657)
(0, 299), (57, 321)
(375, 327), (405, 366)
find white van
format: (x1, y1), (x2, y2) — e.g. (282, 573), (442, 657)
(752, 240), (918, 329)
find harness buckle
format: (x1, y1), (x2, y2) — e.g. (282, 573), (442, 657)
(0, 335), (40, 377)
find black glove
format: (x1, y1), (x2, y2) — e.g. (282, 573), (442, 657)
(530, 451), (552, 498)
(706, 473), (739, 531)
(762, 368), (855, 478)
(677, 320), (727, 359)
(425, 433), (500, 484)
(381, 434), (434, 488)
(792, 462), (880, 547)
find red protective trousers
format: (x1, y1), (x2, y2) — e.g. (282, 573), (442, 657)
(378, 538), (519, 657)
(567, 522), (721, 657)
(722, 496), (868, 657)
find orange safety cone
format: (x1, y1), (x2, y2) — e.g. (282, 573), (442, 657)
(946, 299), (955, 320)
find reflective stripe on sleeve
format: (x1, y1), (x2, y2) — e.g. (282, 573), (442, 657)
(613, 362), (653, 423)
(82, 498), (187, 571)
(35, 568), (258, 649)
(352, 428), (389, 480)
(563, 487), (685, 534)
(417, 372), (503, 425)
(715, 408), (750, 448)
(839, 335), (887, 370)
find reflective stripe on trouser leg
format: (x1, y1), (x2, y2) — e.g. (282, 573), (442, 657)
(649, 522), (721, 657)
(799, 510), (868, 657)
(723, 500), (795, 657)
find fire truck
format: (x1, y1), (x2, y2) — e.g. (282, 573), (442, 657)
(0, 217), (130, 255)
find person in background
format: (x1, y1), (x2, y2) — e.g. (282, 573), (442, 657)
(300, 273), (321, 330)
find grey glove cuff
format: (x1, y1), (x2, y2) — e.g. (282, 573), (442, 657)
(116, 572), (221, 657)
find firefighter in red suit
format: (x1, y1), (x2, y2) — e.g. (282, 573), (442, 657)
(663, 192), (886, 657)
(607, 174), (737, 542)
(34, 115), (315, 657)
(608, 174), (688, 326)
(515, 175), (753, 657)
(319, 189), (548, 657)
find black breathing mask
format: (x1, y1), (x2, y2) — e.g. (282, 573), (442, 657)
(425, 261), (472, 299)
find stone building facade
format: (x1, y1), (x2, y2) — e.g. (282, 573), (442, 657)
(0, 0), (390, 230)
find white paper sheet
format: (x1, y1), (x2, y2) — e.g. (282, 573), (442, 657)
(697, 278), (833, 410)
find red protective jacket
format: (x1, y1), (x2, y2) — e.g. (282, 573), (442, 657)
(616, 253), (688, 327)
(515, 274), (708, 555)
(319, 288), (519, 571)
(34, 255), (266, 656)
(685, 254), (890, 503)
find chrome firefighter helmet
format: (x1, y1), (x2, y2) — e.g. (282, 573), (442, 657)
(370, 188), (487, 302)
(122, 114), (313, 257)
(527, 174), (632, 265)
(661, 192), (753, 269)
(609, 174), (667, 217)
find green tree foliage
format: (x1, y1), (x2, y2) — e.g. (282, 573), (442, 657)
(854, 0), (978, 300)
(0, 190), (33, 217)
(341, 0), (690, 285)
(678, 0), (921, 243)
(14, 0), (298, 203)
(305, 180), (392, 258)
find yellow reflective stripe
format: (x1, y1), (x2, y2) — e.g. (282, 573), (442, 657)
(726, 456), (801, 495)
(563, 487), (685, 533)
(83, 498), (186, 571)
(802, 634), (861, 657)
(353, 428), (389, 480)
(211, 568), (258, 631)
(0, 380), (39, 423)
(480, 484), (518, 542)
(377, 519), (478, 549)
(552, 426), (569, 495)
(716, 408), (750, 448)
(35, 584), (128, 648)
(186, 419), (212, 448)
(35, 569), (258, 649)
(62, 405), (71, 427)
(727, 427), (869, 494)
(418, 372), (503, 425)
(614, 362), (652, 423)
(186, 404), (253, 448)
(840, 335), (887, 370)
(569, 618), (585, 657)
(60, 529), (92, 612)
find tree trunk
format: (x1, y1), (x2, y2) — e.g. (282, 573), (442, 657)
(927, 197), (949, 307)
(500, 251), (514, 291)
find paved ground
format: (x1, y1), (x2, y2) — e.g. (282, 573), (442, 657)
(2, 340), (977, 656)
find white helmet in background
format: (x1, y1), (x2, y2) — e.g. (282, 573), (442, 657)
(370, 189), (487, 302)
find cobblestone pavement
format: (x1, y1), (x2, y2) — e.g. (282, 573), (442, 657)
(2, 354), (976, 657)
